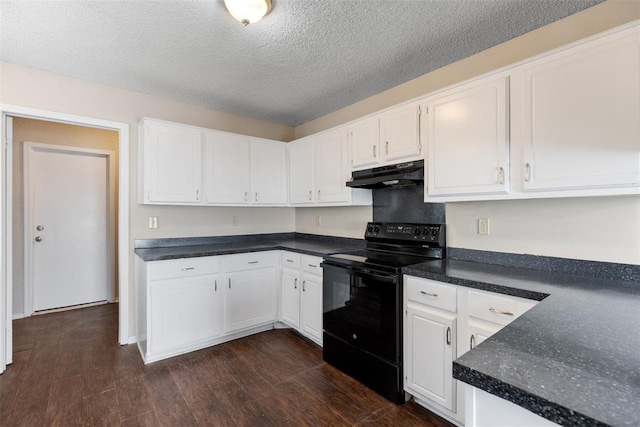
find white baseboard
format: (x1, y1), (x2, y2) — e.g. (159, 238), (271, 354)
(127, 335), (137, 344)
(12, 313), (25, 320)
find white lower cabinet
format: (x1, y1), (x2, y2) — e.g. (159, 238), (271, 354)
(279, 252), (323, 345)
(149, 274), (223, 354)
(136, 251), (279, 364)
(224, 252), (278, 333)
(404, 275), (539, 425)
(404, 277), (457, 413)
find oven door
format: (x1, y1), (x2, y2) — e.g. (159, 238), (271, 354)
(322, 262), (401, 364)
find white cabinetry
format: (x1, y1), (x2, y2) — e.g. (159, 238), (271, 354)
(349, 104), (422, 170)
(300, 256), (323, 343)
(136, 251), (280, 364)
(425, 75), (509, 197)
(404, 277), (457, 412)
(136, 256), (223, 363)
(288, 129), (372, 207)
(379, 104), (422, 162)
(288, 138), (315, 204)
(349, 117), (380, 169)
(250, 139), (288, 204)
(203, 131), (251, 204)
(519, 27), (640, 192)
(279, 252), (323, 345)
(140, 119), (202, 204)
(314, 128), (350, 203)
(404, 275), (539, 425)
(280, 252), (301, 328)
(224, 252), (278, 333)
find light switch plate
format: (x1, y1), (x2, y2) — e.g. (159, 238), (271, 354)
(149, 216), (159, 229)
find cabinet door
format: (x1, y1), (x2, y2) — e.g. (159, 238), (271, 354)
(380, 104), (421, 162)
(203, 131), (251, 204)
(521, 28), (640, 191)
(144, 122), (202, 203)
(426, 76), (509, 196)
(349, 117), (380, 169)
(289, 138), (315, 204)
(281, 268), (300, 328)
(314, 128), (350, 203)
(463, 320), (502, 356)
(300, 274), (322, 342)
(405, 305), (456, 411)
(226, 267), (277, 333)
(149, 274), (222, 353)
(251, 140), (288, 204)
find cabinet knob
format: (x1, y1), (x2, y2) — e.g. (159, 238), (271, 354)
(446, 327), (451, 346)
(35, 236), (43, 242)
(524, 163), (531, 182)
(470, 334), (475, 350)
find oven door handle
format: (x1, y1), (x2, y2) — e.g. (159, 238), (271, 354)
(320, 262), (398, 282)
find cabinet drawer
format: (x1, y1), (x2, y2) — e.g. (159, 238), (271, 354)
(468, 291), (537, 326)
(148, 256), (220, 281)
(281, 251), (301, 269)
(406, 276), (457, 312)
(225, 251), (277, 272)
(302, 255), (323, 275)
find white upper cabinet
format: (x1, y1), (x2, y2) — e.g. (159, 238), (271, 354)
(288, 137), (315, 204)
(380, 104), (421, 162)
(314, 128), (350, 203)
(349, 117), (380, 169)
(250, 138), (288, 205)
(288, 128), (371, 207)
(141, 119), (202, 204)
(349, 104), (422, 170)
(426, 75), (509, 197)
(203, 131), (251, 204)
(520, 27), (640, 192)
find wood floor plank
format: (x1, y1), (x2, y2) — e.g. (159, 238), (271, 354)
(4, 303), (456, 427)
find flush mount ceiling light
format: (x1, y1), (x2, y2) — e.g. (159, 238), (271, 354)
(224, 0), (272, 26)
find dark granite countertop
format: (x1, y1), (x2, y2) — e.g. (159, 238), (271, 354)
(402, 259), (640, 427)
(134, 235), (364, 262)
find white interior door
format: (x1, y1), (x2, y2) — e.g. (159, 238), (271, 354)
(26, 143), (111, 312)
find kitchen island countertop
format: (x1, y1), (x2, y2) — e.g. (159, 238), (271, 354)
(403, 259), (640, 427)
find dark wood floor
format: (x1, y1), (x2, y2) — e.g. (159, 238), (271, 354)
(1, 304), (456, 426)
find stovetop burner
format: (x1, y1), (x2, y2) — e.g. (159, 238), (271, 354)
(323, 222), (446, 273)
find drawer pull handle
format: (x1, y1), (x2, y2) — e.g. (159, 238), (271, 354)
(214, 280), (217, 292)
(286, 259), (294, 263)
(470, 334), (475, 350)
(420, 291), (438, 297)
(294, 278), (298, 289)
(489, 306), (514, 316)
(182, 267), (195, 271)
(302, 280), (306, 292)
(308, 264), (317, 268)
(446, 327), (451, 346)
(228, 278), (231, 289)
(248, 261), (259, 264)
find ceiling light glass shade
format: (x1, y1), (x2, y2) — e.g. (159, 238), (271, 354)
(224, 0), (272, 26)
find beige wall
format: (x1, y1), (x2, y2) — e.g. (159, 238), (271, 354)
(1, 62), (296, 335)
(295, 206), (372, 239)
(12, 118), (120, 316)
(294, 1), (640, 266)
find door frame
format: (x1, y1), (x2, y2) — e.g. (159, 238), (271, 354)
(0, 104), (130, 374)
(23, 142), (116, 315)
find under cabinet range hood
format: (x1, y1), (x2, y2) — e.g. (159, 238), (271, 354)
(346, 160), (424, 189)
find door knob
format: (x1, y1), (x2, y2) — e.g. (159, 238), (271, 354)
(35, 236), (43, 242)
(36, 225), (44, 231)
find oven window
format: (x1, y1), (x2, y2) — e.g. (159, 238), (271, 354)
(322, 265), (400, 363)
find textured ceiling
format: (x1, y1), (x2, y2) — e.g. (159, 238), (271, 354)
(1, 0), (604, 126)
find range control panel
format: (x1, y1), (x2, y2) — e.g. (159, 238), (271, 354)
(365, 222), (445, 245)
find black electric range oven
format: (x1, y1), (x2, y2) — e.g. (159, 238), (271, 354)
(321, 222), (445, 404)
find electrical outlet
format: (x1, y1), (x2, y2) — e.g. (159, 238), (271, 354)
(148, 216), (159, 229)
(315, 215), (322, 227)
(478, 218), (490, 235)
(232, 215), (239, 226)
